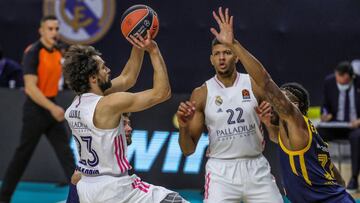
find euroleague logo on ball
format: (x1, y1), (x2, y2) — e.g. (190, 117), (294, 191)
(144, 20), (150, 27)
(43, 0), (116, 44)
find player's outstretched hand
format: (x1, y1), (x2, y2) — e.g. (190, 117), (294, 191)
(255, 101), (272, 127)
(210, 7), (234, 46)
(127, 30), (158, 53)
(177, 101), (196, 128)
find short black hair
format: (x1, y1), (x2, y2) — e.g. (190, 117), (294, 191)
(63, 45), (101, 95)
(335, 61), (353, 77)
(280, 82), (310, 115)
(211, 38), (222, 50)
(40, 15), (57, 25)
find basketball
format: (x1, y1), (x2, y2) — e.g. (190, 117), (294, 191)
(121, 5), (159, 39)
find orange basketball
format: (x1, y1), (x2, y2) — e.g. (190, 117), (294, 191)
(121, 5), (159, 39)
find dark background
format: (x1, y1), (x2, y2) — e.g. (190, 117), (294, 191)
(1, 0), (360, 105)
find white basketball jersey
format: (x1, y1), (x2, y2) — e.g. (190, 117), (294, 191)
(205, 72), (264, 159)
(65, 93), (131, 176)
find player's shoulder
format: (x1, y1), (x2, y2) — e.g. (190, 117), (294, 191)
(192, 84), (207, 97)
(91, 93), (117, 116)
(98, 92), (119, 105)
(99, 92), (134, 113)
(190, 84), (207, 109)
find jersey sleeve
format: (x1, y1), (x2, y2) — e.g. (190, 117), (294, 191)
(22, 45), (39, 75)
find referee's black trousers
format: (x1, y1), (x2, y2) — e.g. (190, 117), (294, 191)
(0, 98), (75, 202)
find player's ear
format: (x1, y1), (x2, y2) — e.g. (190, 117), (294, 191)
(89, 74), (97, 84)
(210, 55), (215, 66)
(293, 101), (300, 108)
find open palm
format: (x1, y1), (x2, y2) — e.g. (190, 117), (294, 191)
(210, 7), (234, 46)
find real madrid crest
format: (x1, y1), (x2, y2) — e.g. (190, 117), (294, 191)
(43, 0), (116, 44)
(215, 96), (223, 106)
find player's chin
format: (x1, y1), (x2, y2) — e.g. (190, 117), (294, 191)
(50, 37), (58, 44)
(218, 69), (230, 76)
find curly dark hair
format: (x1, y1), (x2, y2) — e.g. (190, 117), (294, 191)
(280, 82), (310, 115)
(63, 45), (101, 95)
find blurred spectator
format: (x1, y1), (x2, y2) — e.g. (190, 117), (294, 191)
(0, 45), (23, 88)
(0, 16), (75, 203)
(320, 61), (360, 193)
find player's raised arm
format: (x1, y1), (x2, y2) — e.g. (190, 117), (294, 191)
(105, 31), (159, 94)
(99, 31), (171, 115)
(104, 45), (144, 94)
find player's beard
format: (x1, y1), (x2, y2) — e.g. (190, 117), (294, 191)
(217, 65), (235, 78)
(98, 78), (112, 93)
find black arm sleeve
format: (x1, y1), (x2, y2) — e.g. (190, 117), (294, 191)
(22, 45), (39, 75)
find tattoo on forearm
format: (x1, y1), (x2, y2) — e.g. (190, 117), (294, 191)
(264, 81), (293, 116)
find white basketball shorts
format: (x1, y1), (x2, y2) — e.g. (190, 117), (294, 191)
(77, 174), (187, 203)
(204, 155), (283, 203)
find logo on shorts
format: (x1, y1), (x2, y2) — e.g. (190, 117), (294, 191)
(215, 96), (223, 106)
(43, 0), (116, 44)
(242, 89), (250, 100)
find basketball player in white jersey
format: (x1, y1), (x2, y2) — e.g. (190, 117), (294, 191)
(66, 113), (133, 203)
(177, 8), (282, 203)
(63, 31), (188, 203)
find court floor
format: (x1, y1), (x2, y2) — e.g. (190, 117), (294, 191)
(2, 181), (359, 203)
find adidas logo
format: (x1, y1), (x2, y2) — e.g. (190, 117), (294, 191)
(217, 108), (223, 113)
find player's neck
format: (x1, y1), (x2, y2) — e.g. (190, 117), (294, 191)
(89, 84), (105, 96)
(216, 71), (238, 88)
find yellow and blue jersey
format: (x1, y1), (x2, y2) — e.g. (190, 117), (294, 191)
(278, 116), (355, 203)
